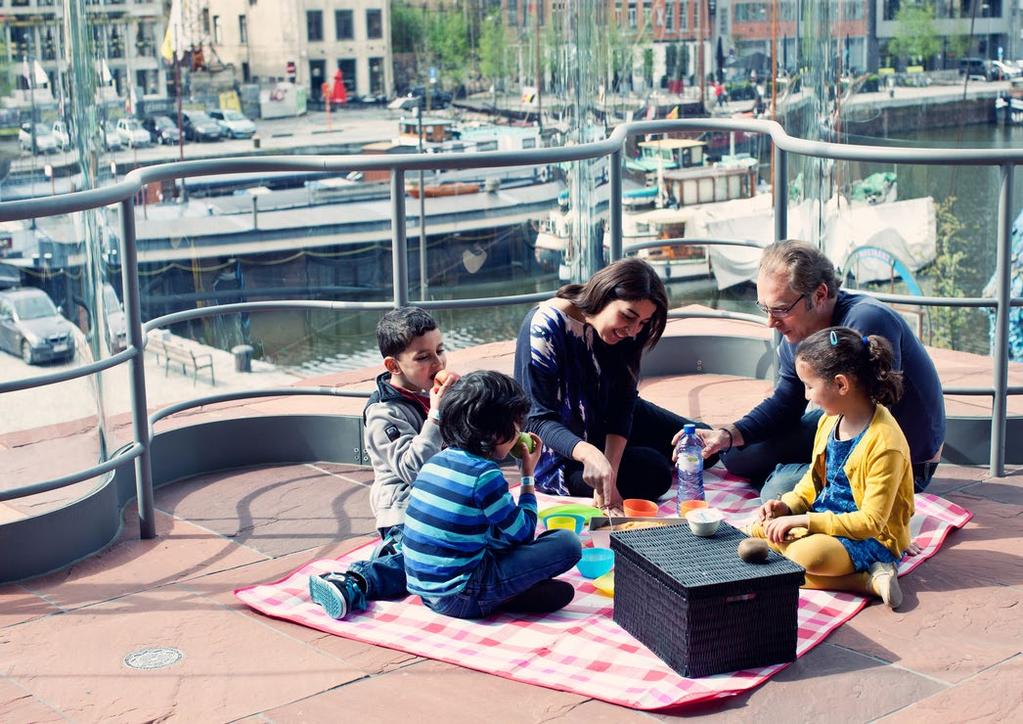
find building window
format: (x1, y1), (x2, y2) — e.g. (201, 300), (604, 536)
(335, 9), (353, 40)
(212, 16), (222, 45)
(238, 15), (247, 43)
(366, 9), (383, 39)
(369, 56), (383, 94)
(508, 0), (518, 25)
(628, 1), (637, 27)
(666, 2), (674, 30)
(337, 58), (356, 92)
(201, 8), (210, 33)
(307, 10), (323, 42)
(680, 1), (688, 30)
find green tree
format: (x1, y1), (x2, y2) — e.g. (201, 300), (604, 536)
(928, 197), (974, 350)
(427, 9), (470, 86)
(0, 38), (12, 98)
(479, 12), (509, 88)
(391, 2), (424, 54)
(888, 4), (941, 66)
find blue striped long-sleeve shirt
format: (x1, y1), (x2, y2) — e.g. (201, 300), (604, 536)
(403, 448), (538, 599)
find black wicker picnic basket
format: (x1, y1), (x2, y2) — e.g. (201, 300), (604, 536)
(610, 523), (805, 678)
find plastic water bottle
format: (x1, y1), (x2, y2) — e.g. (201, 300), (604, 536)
(675, 424), (705, 515)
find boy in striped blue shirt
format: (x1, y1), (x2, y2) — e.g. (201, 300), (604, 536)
(404, 371), (582, 619)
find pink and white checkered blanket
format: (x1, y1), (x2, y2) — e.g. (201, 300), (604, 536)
(235, 472), (971, 711)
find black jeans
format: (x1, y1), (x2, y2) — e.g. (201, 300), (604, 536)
(721, 410), (822, 489)
(562, 398), (714, 501)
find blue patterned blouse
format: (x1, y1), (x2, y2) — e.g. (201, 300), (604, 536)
(811, 420), (900, 572)
(512, 302), (639, 495)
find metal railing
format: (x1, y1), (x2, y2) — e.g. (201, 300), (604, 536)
(0, 118), (1019, 538)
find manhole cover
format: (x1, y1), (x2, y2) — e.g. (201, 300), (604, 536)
(123, 647), (183, 670)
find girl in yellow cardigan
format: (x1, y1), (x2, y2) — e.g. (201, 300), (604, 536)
(751, 326), (915, 609)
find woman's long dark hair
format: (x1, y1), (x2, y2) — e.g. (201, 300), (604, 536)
(796, 326), (904, 408)
(555, 258), (668, 374)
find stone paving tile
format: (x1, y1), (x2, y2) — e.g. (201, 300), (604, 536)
(19, 505), (267, 611)
(0, 678), (64, 723)
(827, 503), (1023, 684)
(880, 655), (1023, 722)
(257, 658), (593, 722)
(963, 469), (1023, 507)
(924, 464), (991, 498)
(0, 587), (364, 723)
(154, 463), (376, 558)
(0, 584), (60, 628)
(176, 534), (423, 676)
(646, 642), (944, 721)
(639, 374), (772, 426)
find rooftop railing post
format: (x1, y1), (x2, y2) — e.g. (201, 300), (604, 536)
(119, 198), (156, 539)
(773, 144), (787, 242)
(990, 162), (1014, 477)
(391, 169), (409, 308)
(609, 148), (623, 262)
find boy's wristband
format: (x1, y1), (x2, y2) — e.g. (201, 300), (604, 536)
(428, 408), (441, 423)
(520, 475), (535, 486)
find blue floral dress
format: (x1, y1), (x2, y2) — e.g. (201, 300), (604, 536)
(811, 422), (900, 572)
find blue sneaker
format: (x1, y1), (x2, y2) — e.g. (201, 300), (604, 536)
(308, 572), (367, 620)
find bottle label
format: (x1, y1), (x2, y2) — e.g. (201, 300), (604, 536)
(680, 452), (701, 475)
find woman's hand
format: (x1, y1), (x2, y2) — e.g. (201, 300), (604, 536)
(756, 499), (791, 523)
(763, 514), (808, 544)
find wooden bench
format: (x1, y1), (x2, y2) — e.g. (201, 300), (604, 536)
(149, 337), (215, 386)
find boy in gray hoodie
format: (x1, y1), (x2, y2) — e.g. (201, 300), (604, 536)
(310, 306), (456, 619)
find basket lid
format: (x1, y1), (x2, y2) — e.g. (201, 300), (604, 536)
(610, 523), (804, 598)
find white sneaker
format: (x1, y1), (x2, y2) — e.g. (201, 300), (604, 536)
(868, 562), (903, 609)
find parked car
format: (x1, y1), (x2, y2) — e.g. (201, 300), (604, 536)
(0, 287), (76, 364)
(115, 117), (153, 148)
(18, 122), (58, 154)
(51, 121), (71, 150)
(407, 85), (453, 108)
(207, 109), (256, 139)
(142, 115), (182, 145)
(959, 57), (996, 81)
(98, 120), (123, 152)
(181, 110), (223, 142)
(991, 60), (1022, 80)
(102, 283), (127, 353)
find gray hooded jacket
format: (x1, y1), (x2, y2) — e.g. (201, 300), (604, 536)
(364, 372), (444, 530)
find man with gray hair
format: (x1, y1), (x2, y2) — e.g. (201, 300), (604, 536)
(691, 239), (945, 500)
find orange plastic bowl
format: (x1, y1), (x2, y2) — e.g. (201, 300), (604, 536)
(678, 499), (709, 516)
(622, 498), (659, 517)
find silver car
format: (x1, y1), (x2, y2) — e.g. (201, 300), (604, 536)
(0, 287), (76, 364)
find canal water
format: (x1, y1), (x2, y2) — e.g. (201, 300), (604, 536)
(248, 121), (1023, 374)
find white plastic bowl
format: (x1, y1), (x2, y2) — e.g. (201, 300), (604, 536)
(686, 507), (724, 537)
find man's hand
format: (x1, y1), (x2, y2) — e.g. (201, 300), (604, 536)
(672, 426), (740, 459)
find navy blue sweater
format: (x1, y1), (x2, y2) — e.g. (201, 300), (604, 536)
(736, 291), (945, 463)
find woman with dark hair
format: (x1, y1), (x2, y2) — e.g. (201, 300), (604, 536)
(513, 258), (714, 511)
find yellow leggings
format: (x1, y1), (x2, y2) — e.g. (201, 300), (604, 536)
(749, 522), (873, 597)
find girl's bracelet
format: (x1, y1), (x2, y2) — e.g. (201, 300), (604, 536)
(719, 427), (733, 452)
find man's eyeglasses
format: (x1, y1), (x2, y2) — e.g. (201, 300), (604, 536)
(756, 293), (806, 318)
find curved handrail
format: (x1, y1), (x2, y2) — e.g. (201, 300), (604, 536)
(4, 118), (1023, 222)
(149, 386), (373, 427)
(0, 115), (1019, 523)
(0, 345), (138, 394)
(0, 442), (143, 503)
